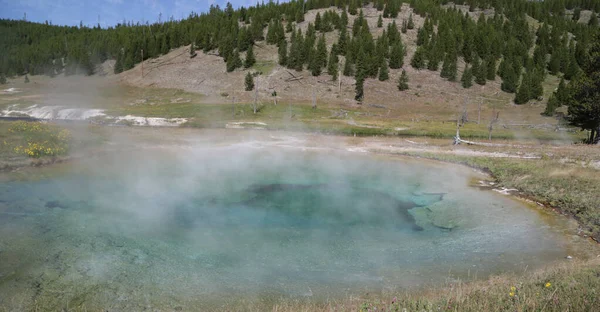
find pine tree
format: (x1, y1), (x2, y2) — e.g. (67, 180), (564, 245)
(327, 46), (339, 80)
(114, 51), (124, 74)
(355, 47), (367, 102)
(548, 51), (561, 75)
(377, 15), (383, 28)
(389, 42), (405, 69)
(0, 73), (6, 84)
(401, 20), (408, 34)
(355, 75), (365, 102)
(378, 59), (389, 81)
(309, 48), (322, 76)
(411, 47), (426, 70)
(278, 40), (288, 66)
(343, 58), (354, 76)
(245, 72), (254, 91)
(123, 49), (135, 71)
(542, 94), (560, 116)
(461, 65), (473, 88)
(564, 53), (580, 80)
(80, 51), (95, 76)
(407, 13), (415, 29)
(244, 45), (256, 68)
(317, 35), (328, 68)
(397, 69), (409, 91)
(190, 42), (196, 57)
(515, 72), (531, 104)
(441, 52), (458, 81)
(315, 13), (322, 31)
(338, 27), (348, 55)
(24, 74), (29, 83)
(555, 78), (568, 103)
(573, 8), (581, 22)
(475, 59), (487, 85)
(589, 13), (598, 27)
(501, 64), (519, 93)
(349, 0), (358, 15)
(226, 49), (242, 72)
(530, 69), (544, 100)
(486, 55), (496, 80)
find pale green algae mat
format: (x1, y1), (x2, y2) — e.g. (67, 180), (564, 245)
(0, 138), (592, 310)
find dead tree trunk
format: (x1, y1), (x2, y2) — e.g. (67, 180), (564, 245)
(231, 96), (235, 119)
(488, 109), (500, 141)
(312, 86), (317, 110)
(253, 81), (258, 114)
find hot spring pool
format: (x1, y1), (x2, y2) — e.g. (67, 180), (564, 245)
(0, 140), (584, 310)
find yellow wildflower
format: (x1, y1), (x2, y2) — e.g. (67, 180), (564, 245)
(510, 286), (516, 292)
(509, 292), (515, 297)
(545, 282), (551, 288)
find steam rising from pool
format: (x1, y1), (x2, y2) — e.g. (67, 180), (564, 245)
(0, 141), (576, 310)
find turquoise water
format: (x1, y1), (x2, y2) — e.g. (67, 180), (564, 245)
(0, 145), (576, 310)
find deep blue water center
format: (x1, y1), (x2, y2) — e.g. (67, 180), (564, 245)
(0, 147), (573, 310)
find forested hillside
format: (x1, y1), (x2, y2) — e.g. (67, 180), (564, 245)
(0, 0), (598, 106)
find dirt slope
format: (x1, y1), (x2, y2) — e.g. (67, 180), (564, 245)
(118, 3), (558, 124)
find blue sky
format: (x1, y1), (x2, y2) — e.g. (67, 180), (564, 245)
(0, 0), (268, 27)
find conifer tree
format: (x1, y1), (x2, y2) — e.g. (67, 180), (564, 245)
(426, 36), (441, 71)
(397, 69), (409, 91)
(343, 58), (354, 76)
(190, 42), (196, 57)
(441, 52), (458, 81)
(278, 40), (288, 66)
(475, 59), (487, 85)
(589, 13), (598, 27)
(80, 51), (95, 76)
(542, 94), (560, 116)
(341, 8), (349, 27)
(349, 0), (358, 15)
(24, 74), (30, 83)
(377, 15), (383, 28)
(309, 48), (322, 76)
(501, 64), (519, 93)
(389, 42), (405, 69)
(0, 73), (6, 84)
(114, 51), (124, 74)
(316, 35), (328, 68)
(407, 14), (415, 29)
(327, 45), (339, 80)
(411, 47), (426, 70)
(461, 65), (473, 88)
(573, 8), (581, 22)
(337, 27), (348, 56)
(245, 72), (254, 91)
(515, 71), (531, 104)
(548, 51), (561, 75)
(227, 49), (242, 72)
(315, 13), (322, 31)
(244, 45), (256, 68)
(355, 47), (367, 102)
(555, 78), (568, 103)
(486, 55), (496, 80)
(530, 69), (544, 100)
(378, 59), (389, 81)
(564, 53), (580, 80)
(401, 20), (408, 34)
